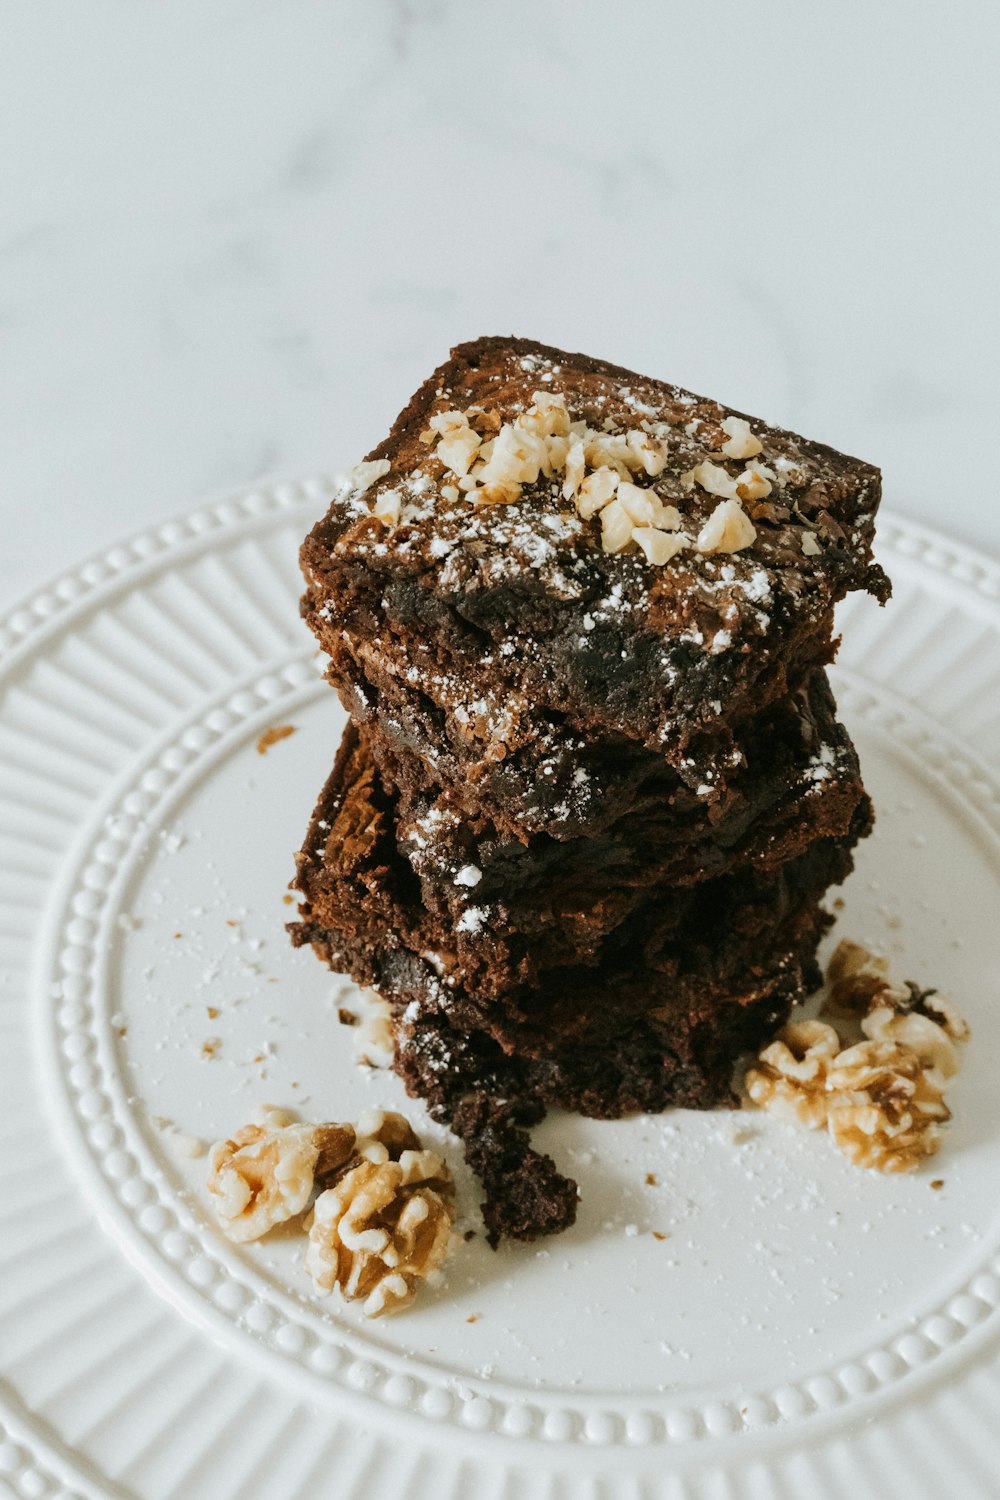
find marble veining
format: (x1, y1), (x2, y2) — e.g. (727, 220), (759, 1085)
(1, 0), (998, 609)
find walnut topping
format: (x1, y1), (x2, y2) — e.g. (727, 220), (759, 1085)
(744, 942), (970, 1175)
(720, 415), (763, 460)
(696, 498), (757, 554)
(207, 1107), (356, 1242)
(421, 391), (683, 566)
(576, 465), (619, 519)
(691, 460), (738, 499)
(634, 527), (686, 565)
(600, 498), (634, 554)
(826, 1040), (950, 1172)
(772, 454), (807, 488)
(690, 457), (772, 507)
(437, 426), (481, 477)
(561, 436), (586, 500)
(744, 1020), (841, 1128)
(428, 410), (469, 439)
(734, 464), (774, 502)
(474, 479), (522, 507)
(627, 426), (668, 475)
(370, 489), (401, 528)
(346, 459), (391, 495)
(616, 481), (679, 530)
(801, 531), (822, 556)
(306, 1110), (454, 1317)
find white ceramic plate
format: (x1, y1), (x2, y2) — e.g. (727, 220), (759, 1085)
(1, 481), (1000, 1500)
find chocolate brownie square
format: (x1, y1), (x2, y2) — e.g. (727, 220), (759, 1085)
(301, 336), (888, 798)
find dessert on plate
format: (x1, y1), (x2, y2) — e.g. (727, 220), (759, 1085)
(290, 336), (889, 1242)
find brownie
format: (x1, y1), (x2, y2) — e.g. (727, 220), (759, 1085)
(294, 836), (850, 1070)
(290, 336), (888, 1243)
(321, 623), (836, 840)
(389, 671), (868, 929)
(292, 709), (868, 1011)
(301, 336), (888, 792)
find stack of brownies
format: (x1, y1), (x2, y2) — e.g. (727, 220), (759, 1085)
(291, 337), (888, 1243)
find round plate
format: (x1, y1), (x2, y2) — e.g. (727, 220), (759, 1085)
(2, 480), (1000, 1500)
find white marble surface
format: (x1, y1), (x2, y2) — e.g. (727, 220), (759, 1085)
(3, 0), (998, 610)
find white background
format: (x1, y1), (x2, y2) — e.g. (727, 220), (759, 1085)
(2, 0), (998, 610)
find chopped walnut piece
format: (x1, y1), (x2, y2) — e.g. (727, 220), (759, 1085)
(696, 498), (757, 554)
(207, 1108), (356, 1242)
(370, 489), (401, 528)
(627, 427), (667, 475)
(616, 480), (670, 529)
(477, 423), (549, 486)
(691, 460), (738, 499)
(585, 431), (636, 479)
(801, 531), (822, 556)
(824, 939), (905, 1014)
(919, 991), (970, 1043)
(473, 480), (522, 507)
(826, 1040), (950, 1173)
(546, 433), (569, 471)
(720, 415), (763, 460)
(772, 454), (807, 488)
(353, 991), (395, 1069)
(437, 426), (481, 477)
(744, 1020), (841, 1128)
(305, 1114), (454, 1317)
(576, 465), (619, 519)
(428, 410), (469, 439)
(346, 459), (390, 494)
(561, 436), (586, 499)
(734, 464), (774, 502)
(600, 498), (634, 554)
(633, 528), (687, 566)
(520, 389), (570, 438)
(861, 1006), (960, 1084)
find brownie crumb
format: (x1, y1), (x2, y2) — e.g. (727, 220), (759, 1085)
(257, 725), (297, 755)
(449, 1094), (578, 1247)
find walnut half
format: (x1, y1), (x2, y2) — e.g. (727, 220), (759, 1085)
(744, 1020), (841, 1128)
(306, 1110), (454, 1317)
(744, 942), (969, 1176)
(207, 1106), (356, 1243)
(826, 1040), (951, 1173)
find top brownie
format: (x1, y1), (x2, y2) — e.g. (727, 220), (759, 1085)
(302, 337), (888, 771)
